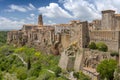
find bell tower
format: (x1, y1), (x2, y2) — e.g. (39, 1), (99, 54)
(38, 14), (43, 26)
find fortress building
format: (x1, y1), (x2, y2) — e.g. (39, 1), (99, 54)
(90, 10), (120, 51)
(7, 10), (120, 52)
(7, 15), (89, 55)
(7, 10), (120, 80)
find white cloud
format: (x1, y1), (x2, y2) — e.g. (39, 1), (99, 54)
(62, 0), (101, 20)
(6, 3), (36, 12)
(48, 20), (56, 25)
(3, 0), (120, 30)
(0, 16), (25, 30)
(30, 13), (35, 17)
(39, 0), (120, 23)
(27, 3), (36, 10)
(26, 13), (36, 22)
(38, 3), (72, 18)
(8, 4), (27, 12)
(61, 0), (120, 20)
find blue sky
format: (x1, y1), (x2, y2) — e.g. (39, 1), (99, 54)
(0, 0), (120, 30)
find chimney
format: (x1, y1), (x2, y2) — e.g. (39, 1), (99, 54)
(38, 14), (43, 26)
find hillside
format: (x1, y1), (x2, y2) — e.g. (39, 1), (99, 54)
(0, 45), (90, 80)
(0, 31), (90, 80)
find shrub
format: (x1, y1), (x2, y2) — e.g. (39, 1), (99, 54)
(97, 59), (117, 80)
(0, 71), (3, 80)
(0, 31), (7, 44)
(53, 67), (62, 77)
(38, 70), (54, 80)
(88, 42), (97, 49)
(73, 71), (90, 80)
(15, 67), (27, 80)
(114, 66), (120, 80)
(25, 76), (37, 80)
(96, 42), (108, 52)
(110, 51), (119, 57)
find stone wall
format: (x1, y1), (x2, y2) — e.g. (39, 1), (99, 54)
(101, 10), (115, 30)
(90, 30), (120, 51)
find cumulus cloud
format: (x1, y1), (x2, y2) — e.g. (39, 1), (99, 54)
(6, 3), (36, 12)
(2, 0), (120, 30)
(61, 0), (101, 20)
(26, 13), (36, 22)
(27, 3), (36, 10)
(39, 0), (120, 22)
(38, 3), (72, 18)
(61, 0), (120, 20)
(30, 13), (35, 17)
(0, 16), (25, 30)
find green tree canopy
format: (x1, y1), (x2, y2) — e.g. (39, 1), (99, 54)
(96, 42), (108, 52)
(88, 42), (97, 49)
(97, 59), (117, 80)
(114, 66), (120, 80)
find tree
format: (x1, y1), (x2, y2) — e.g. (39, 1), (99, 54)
(73, 71), (90, 80)
(88, 42), (97, 49)
(97, 59), (117, 80)
(15, 67), (27, 80)
(110, 51), (119, 57)
(0, 71), (3, 80)
(96, 42), (108, 52)
(114, 66), (120, 80)
(14, 46), (35, 70)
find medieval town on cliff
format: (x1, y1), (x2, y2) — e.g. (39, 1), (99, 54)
(7, 10), (120, 80)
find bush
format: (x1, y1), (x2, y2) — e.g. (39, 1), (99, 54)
(0, 31), (7, 44)
(0, 71), (3, 80)
(73, 71), (90, 80)
(38, 70), (54, 80)
(15, 67), (27, 80)
(25, 76), (37, 80)
(96, 42), (108, 52)
(114, 66), (120, 80)
(88, 42), (97, 50)
(110, 51), (119, 57)
(97, 59), (117, 80)
(53, 67), (62, 77)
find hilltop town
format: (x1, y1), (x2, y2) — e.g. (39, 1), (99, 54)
(7, 10), (120, 80)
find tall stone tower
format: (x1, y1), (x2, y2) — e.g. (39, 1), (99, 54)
(101, 10), (115, 30)
(38, 14), (43, 26)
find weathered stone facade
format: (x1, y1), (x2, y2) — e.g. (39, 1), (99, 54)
(7, 9), (120, 80)
(7, 15), (89, 55)
(89, 10), (120, 52)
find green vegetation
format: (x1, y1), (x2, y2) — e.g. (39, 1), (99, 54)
(88, 42), (97, 50)
(89, 42), (108, 52)
(0, 45), (90, 80)
(97, 59), (117, 80)
(0, 31), (8, 46)
(110, 51), (119, 57)
(114, 66), (120, 80)
(73, 72), (90, 80)
(0, 45), (62, 80)
(96, 42), (108, 52)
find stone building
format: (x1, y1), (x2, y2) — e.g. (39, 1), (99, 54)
(7, 9), (120, 80)
(7, 15), (89, 55)
(101, 10), (115, 30)
(89, 10), (120, 52)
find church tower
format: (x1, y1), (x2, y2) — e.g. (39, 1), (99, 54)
(38, 14), (43, 26)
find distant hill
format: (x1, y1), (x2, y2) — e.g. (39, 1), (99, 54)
(0, 29), (16, 31)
